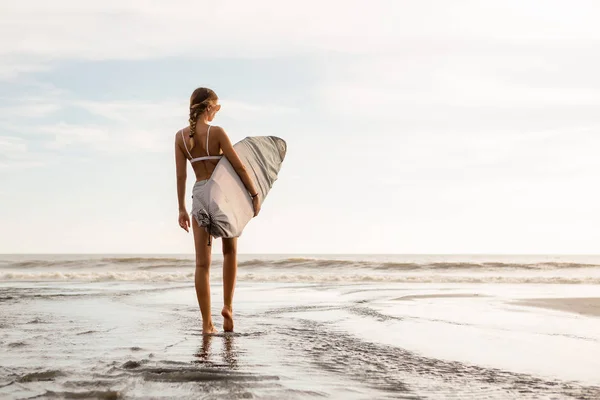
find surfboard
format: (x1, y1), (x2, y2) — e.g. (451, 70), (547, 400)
(191, 136), (287, 243)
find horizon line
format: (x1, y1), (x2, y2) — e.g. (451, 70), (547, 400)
(1, 253), (599, 256)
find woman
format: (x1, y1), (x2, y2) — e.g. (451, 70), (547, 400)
(175, 87), (261, 334)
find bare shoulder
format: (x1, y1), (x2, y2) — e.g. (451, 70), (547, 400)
(210, 125), (227, 137)
(210, 125), (232, 144)
(174, 127), (187, 142)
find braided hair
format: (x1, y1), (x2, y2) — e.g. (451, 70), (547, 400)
(188, 87), (218, 151)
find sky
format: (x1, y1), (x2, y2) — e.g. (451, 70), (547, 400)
(1, 0), (599, 254)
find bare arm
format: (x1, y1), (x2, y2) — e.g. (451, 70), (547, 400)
(174, 133), (188, 212)
(216, 126), (258, 196)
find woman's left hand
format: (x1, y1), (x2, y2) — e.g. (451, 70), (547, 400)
(178, 210), (190, 232)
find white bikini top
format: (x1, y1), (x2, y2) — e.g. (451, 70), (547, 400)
(180, 125), (222, 163)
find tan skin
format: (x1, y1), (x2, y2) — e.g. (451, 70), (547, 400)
(175, 101), (260, 334)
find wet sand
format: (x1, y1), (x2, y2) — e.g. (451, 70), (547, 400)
(2, 253), (600, 399)
(514, 297), (600, 317)
(394, 293), (487, 301)
(2, 281), (600, 399)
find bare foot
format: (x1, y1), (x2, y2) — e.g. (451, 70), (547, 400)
(202, 324), (218, 335)
(222, 306), (234, 332)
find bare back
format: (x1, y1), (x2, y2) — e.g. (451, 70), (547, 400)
(177, 124), (223, 182)
(175, 123), (258, 204)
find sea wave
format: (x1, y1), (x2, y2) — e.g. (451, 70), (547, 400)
(5, 257), (599, 271)
(2, 271), (600, 285)
(0, 257), (192, 270)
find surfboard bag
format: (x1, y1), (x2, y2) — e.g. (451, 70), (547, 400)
(191, 136), (287, 245)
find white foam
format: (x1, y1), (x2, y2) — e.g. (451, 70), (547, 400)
(0, 271), (195, 282)
(2, 271), (600, 284)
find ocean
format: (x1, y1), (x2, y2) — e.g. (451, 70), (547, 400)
(1, 254), (600, 399)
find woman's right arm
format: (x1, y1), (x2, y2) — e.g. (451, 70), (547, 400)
(216, 126), (261, 216)
(174, 132), (191, 231)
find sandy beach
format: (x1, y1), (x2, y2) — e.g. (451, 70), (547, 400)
(1, 254), (600, 399)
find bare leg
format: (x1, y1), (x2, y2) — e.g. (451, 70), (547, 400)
(221, 237), (237, 332)
(192, 217), (217, 334)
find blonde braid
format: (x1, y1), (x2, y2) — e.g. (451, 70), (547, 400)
(188, 107), (200, 151)
(187, 88), (218, 151)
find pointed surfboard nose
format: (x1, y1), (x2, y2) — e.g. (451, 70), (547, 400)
(268, 136), (287, 162)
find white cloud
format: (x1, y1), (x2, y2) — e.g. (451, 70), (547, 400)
(0, 84), (66, 120)
(72, 98), (297, 123)
(38, 123), (180, 153)
(0, 159), (46, 170)
(2, 0), (600, 80)
(0, 56), (54, 80)
(318, 54), (600, 121)
(0, 90), (299, 156)
(221, 100), (298, 118)
(2, 1), (600, 253)
(73, 100), (186, 123)
(0, 101), (61, 119)
(38, 123), (111, 149)
(0, 136), (47, 170)
(62, 98), (297, 151)
(0, 136), (27, 154)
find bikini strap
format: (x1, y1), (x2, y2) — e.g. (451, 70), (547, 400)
(206, 125), (211, 156)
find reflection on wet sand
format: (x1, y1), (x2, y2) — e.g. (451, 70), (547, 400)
(222, 334), (239, 369)
(195, 333), (239, 369)
(196, 334), (212, 363)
